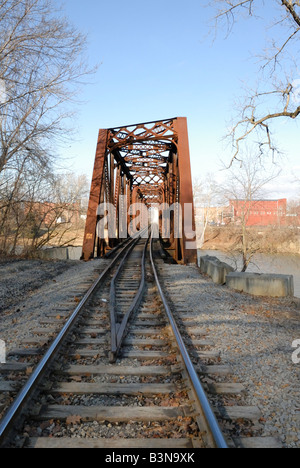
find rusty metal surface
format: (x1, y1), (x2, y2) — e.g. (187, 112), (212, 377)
(82, 118), (197, 264)
(81, 129), (108, 261)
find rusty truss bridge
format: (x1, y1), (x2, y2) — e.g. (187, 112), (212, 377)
(82, 117), (197, 264)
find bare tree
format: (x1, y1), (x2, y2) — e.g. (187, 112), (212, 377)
(221, 150), (281, 271)
(193, 174), (223, 247)
(0, 0), (94, 175)
(286, 197), (300, 228)
(0, 164), (89, 254)
(209, 0), (300, 164)
(0, 0), (95, 255)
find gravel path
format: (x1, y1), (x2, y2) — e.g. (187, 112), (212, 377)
(159, 263), (300, 448)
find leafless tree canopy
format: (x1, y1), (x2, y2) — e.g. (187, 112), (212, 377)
(0, 0), (93, 174)
(0, 162), (89, 254)
(0, 0), (95, 254)
(210, 0), (300, 164)
(193, 174), (224, 246)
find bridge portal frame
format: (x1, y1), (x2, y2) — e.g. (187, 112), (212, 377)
(81, 117), (197, 264)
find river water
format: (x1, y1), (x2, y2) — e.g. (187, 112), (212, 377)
(199, 249), (300, 298)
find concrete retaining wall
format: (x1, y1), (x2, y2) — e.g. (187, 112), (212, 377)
(38, 246), (82, 261)
(226, 272), (294, 298)
(199, 255), (235, 285)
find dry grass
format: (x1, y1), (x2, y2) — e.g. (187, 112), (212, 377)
(200, 225), (300, 254)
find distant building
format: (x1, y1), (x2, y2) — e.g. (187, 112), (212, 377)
(230, 199), (287, 227)
(23, 201), (82, 227)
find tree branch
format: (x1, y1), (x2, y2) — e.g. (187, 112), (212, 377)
(210, 0), (300, 163)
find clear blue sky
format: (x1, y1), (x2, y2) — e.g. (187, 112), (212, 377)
(58, 0), (300, 200)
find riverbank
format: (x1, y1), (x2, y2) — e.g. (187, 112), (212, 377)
(201, 226), (300, 255)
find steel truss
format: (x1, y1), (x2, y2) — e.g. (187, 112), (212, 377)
(82, 117), (197, 264)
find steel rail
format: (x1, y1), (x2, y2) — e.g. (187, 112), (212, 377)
(149, 228), (228, 449)
(109, 234), (150, 362)
(109, 236), (141, 360)
(0, 231), (146, 446)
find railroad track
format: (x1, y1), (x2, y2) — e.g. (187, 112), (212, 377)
(0, 228), (280, 449)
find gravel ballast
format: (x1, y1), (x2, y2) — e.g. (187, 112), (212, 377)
(1, 257), (300, 447)
(0, 257), (106, 354)
(159, 262), (300, 448)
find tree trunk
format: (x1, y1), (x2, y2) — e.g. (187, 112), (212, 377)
(241, 220), (248, 272)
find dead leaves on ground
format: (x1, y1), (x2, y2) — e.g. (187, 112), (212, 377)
(66, 415), (82, 426)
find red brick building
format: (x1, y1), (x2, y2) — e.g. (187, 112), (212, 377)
(230, 199), (287, 227)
